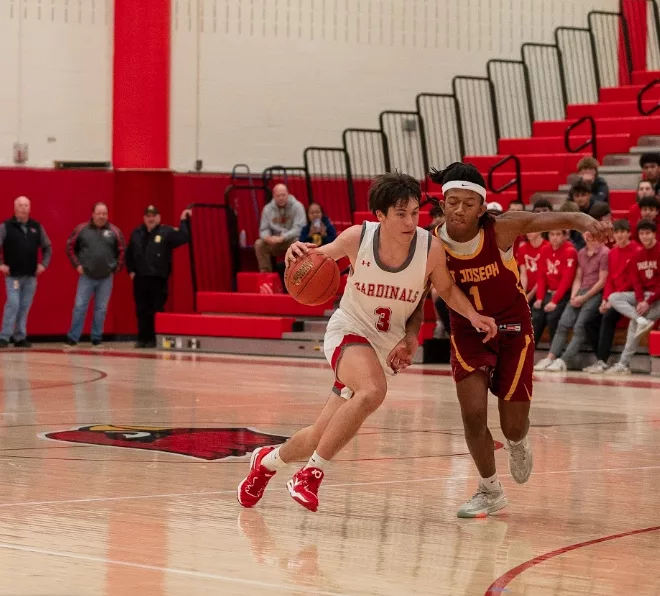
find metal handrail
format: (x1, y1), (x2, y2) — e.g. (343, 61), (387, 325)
(637, 79), (660, 116)
(564, 116), (597, 157)
(487, 154), (522, 203)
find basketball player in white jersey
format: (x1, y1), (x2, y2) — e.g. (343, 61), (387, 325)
(237, 172), (497, 512)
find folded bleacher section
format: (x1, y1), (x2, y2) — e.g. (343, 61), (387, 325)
(157, 5), (660, 372)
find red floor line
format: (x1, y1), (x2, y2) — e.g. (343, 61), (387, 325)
(6, 348), (660, 390)
(485, 525), (660, 595)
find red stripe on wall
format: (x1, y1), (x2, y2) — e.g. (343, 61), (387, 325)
(620, 0), (648, 85)
(113, 0), (170, 169)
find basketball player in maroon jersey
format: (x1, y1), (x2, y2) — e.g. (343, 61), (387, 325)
(428, 163), (612, 517)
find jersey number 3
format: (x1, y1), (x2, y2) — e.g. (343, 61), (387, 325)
(375, 307), (392, 332)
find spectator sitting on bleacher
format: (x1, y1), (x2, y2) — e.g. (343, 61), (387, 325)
(532, 230), (578, 348)
(570, 156), (609, 203)
(584, 219), (641, 374)
(589, 202), (613, 248)
(255, 184), (306, 273)
(534, 231), (609, 372)
(568, 179), (594, 250)
(637, 196), (660, 241)
(507, 199), (525, 212)
(606, 219), (660, 375)
(628, 180), (660, 238)
(426, 205), (445, 231)
(532, 199), (553, 213)
(518, 231), (549, 306)
(640, 152), (660, 195)
(299, 202), (337, 247)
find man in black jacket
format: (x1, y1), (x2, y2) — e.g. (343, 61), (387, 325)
(0, 196), (52, 347)
(65, 202), (125, 346)
(126, 205), (191, 348)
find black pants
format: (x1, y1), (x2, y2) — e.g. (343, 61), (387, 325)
(532, 291), (569, 347)
(133, 276), (169, 342)
(585, 307), (622, 363)
(434, 297), (451, 335)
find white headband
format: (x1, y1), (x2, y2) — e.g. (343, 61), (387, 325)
(442, 180), (487, 199)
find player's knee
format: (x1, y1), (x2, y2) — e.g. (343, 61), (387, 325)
(501, 420), (528, 442)
(462, 410), (488, 437)
(354, 383), (386, 414)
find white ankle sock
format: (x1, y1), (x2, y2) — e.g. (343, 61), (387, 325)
(479, 473), (501, 493)
(304, 451), (330, 471)
(261, 447), (287, 472)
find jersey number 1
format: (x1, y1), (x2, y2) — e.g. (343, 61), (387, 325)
(375, 307), (392, 332)
(469, 286), (483, 310)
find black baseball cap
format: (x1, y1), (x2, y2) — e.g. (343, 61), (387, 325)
(144, 205), (160, 215)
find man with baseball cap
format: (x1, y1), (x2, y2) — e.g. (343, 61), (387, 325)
(126, 205), (192, 348)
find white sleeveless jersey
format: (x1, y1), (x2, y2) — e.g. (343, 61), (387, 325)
(328, 221), (430, 357)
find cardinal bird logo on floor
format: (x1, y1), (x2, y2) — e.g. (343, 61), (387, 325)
(41, 425), (289, 460)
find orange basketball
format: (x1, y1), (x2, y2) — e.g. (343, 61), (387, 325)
(285, 251), (340, 306)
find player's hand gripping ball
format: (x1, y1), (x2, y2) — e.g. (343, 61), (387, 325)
(285, 250), (340, 306)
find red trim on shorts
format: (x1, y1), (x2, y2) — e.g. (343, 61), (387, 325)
(330, 334), (370, 372)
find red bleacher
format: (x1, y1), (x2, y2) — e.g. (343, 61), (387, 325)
(155, 313), (296, 339)
(197, 292), (334, 317)
(158, 71), (660, 363)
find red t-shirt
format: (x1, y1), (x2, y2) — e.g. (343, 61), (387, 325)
(631, 241), (660, 304)
(603, 241), (641, 300)
(536, 241), (578, 304)
(518, 239), (549, 293)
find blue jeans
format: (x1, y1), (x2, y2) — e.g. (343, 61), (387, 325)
(68, 275), (113, 342)
(0, 276), (38, 342)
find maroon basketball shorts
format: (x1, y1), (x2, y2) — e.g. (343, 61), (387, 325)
(449, 324), (534, 401)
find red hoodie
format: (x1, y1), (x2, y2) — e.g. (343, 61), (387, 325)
(603, 241), (642, 300)
(518, 239), (549, 292)
(536, 241), (578, 304)
(631, 241), (660, 304)
(627, 203), (660, 240)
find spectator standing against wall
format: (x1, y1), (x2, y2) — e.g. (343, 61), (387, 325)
(532, 230), (578, 348)
(255, 184), (306, 272)
(584, 219), (641, 373)
(605, 220), (660, 374)
(0, 197), (52, 348)
(534, 231), (609, 371)
(126, 206), (191, 348)
(65, 203), (125, 347)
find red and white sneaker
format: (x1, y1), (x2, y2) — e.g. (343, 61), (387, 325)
(286, 467), (324, 512)
(237, 446), (276, 508)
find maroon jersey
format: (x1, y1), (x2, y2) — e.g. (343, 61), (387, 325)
(437, 219), (531, 332)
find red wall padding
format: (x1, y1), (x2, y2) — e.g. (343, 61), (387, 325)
(0, 169), (363, 334)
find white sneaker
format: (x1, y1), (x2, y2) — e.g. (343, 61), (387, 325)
(583, 360), (609, 374)
(545, 358), (567, 372)
(605, 362), (631, 375)
(533, 357), (553, 371)
(507, 437), (533, 484)
(457, 485), (508, 518)
(635, 317), (655, 340)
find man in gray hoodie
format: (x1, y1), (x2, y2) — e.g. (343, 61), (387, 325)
(65, 202), (125, 346)
(255, 184), (306, 272)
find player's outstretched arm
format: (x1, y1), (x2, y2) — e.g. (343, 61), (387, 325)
(285, 225), (362, 266)
(428, 239), (498, 343)
(493, 211), (613, 251)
